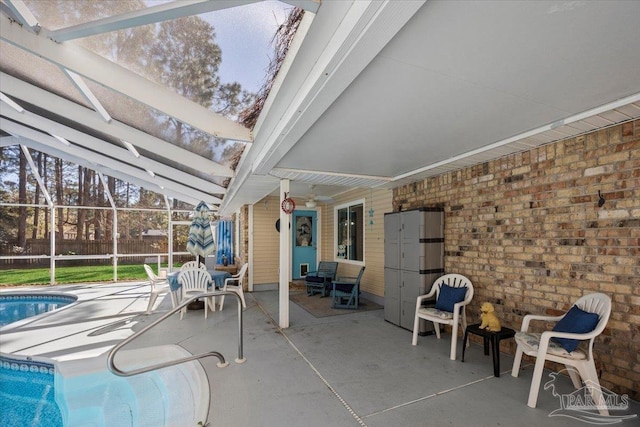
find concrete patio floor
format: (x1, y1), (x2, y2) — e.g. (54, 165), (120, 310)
(1, 282), (638, 427)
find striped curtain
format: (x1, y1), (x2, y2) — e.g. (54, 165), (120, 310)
(216, 220), (234, 265)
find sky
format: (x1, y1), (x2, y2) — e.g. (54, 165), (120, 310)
(192, 1), (293, 94)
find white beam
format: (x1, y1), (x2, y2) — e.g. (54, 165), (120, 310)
(4, 0), (39, 29)
(47, 0), (260, 42)
(1, 73), (234, 177)
(0, 134), (20, 147)
(1, 119), (214, 206)
(280, 1), (320, 14)
(2, 105), (226, 195)
(61, 68), (112, 122)
(1, 20), (253, 142)
(19, 144), (53, 206)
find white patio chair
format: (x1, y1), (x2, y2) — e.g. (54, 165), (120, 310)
(219, 263), (248, 311)
(411, 274), (474, 360)
(143, 264), (175, 314)
(511, 293), (612, 415)
(177, 268), (215, 320)
(180, 260), (206, 271)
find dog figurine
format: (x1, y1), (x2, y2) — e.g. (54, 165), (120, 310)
(479, 302), (502, 332)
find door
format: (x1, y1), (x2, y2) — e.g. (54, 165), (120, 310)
(292, 210), (317, 279)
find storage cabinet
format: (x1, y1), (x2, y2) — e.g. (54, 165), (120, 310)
(384, 208), (444, 331)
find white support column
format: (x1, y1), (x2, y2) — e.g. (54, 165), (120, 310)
(19, 144), (55, 285)
(50, 206), (55, 285)
(279, 179), (291, 328)
(98, 172), (117, 282)
(248, 204), (254, 292)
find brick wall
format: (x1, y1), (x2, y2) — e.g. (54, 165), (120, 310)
(392, 120), (639, 400)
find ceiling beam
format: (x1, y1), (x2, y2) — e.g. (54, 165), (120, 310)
(1, 117), (222, 206)
(8, 134), (204, 207)
(46, 0), (260, 42)
(4, 0), (39, 29)
(0, 73), (234, 178)
(1, 107), (226, 196)
(1, 18), (253, 142)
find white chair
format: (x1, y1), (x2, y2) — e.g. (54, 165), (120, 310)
(180, 260), (206, 271)
(411, 274), (474, 360)
(511, 293), (612, 415)
(143, 264), (175, 314)
(219, 263), (248, 311)
(177, 268), (215, 320)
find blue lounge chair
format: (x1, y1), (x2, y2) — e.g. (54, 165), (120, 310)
(330, 266), (365, 309)
(305, 261), (338, 296)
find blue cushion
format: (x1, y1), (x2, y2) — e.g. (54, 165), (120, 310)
(552, 305), (600, 352)
(435, 283), (467, 313)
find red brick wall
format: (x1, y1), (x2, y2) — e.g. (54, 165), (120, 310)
(392, 119), (639, 400)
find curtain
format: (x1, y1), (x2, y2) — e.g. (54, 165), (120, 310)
(216, 220), (234, 264)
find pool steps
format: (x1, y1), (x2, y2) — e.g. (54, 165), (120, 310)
(55, 345), (209, 427)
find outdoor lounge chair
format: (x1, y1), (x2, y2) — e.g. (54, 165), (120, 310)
(180, 260), (206, 271)
(305, 261), (338, 296)
(411, 274), (474, 361)
(330, 266), (365, 309)
(177, 268), (215, 320)
(143, 264), (175, 314)
(219, 263), (249, 311)
(511, 293), (612, 415)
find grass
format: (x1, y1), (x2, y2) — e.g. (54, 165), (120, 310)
(0, 264), (152, 286)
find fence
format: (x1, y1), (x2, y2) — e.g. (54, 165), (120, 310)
(0, 238), (191, 267)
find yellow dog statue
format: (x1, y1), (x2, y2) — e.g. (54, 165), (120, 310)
(479, 302), (501, 332)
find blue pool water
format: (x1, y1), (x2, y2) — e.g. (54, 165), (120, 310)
(0, 293), (76, 326)
(0, 356), (62, 427)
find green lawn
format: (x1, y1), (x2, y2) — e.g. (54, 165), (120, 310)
(0, 265), (152, 286)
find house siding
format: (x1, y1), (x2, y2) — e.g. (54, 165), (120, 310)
(391, 119), (640, 401)
(319, 188), (393, 297)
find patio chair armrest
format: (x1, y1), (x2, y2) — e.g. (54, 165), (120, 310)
(224, 277), (239, 286)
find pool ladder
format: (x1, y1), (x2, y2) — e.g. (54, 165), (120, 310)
(107, 290), (244, 377)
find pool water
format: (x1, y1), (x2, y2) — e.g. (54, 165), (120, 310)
(0, 357), (62, 427)
(0, 294), (76, 326)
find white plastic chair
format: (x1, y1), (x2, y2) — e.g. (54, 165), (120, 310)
(411, 274), (474, 360)
(143, 264), (175, 314)
(180, 260), (206, 271)
(511, 293), (612, 415)
(177, 268), (214, 320)
(219, 263), (248, 311)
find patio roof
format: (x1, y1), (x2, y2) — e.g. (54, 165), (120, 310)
(2, 1), (640, 214)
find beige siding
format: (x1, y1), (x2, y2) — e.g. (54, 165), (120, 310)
(318, 188), (392, 297)
(250, 191), (392, 295)
(251, 196), (281, 285)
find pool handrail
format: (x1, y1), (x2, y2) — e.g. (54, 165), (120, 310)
(107, 290), (244, 377)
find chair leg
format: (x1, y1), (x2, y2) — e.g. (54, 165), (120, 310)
(411, 315), (421, 345)
(434, 321), (441, 339)
(511, 347), (524, 377)
(527, 355), (547, 408)
(450, 322), (459, 361)
(566, 366), (582, 389)
(575, 361), (609, 416)
(146, 291), (158, 315)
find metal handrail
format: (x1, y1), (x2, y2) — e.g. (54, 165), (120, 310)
(107, 290), (244, 377)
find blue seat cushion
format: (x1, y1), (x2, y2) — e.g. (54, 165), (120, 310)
(552, 305), (600, 352)
(333, 283), (354, 293)
(306, 275), (328, 284)
(435, 283), (467, 313)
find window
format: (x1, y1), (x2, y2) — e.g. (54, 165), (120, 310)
(335, 200), (364, 263)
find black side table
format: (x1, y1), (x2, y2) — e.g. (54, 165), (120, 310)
(461, 323), (515, 377)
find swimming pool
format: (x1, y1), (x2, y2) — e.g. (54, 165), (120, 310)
(0, 293), (77, 326)
(0, 355), (63, 427)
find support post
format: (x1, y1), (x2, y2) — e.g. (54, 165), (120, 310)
(279, 179), (291, 328)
